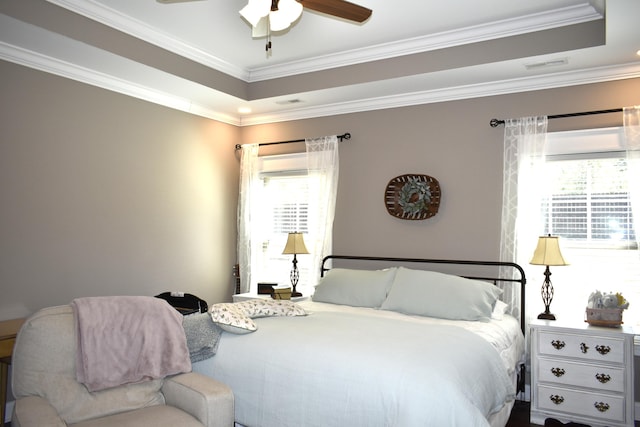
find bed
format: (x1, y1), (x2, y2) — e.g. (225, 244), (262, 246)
(192, 255), (526, 427)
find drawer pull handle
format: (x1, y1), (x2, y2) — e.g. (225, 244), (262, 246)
(594, 401), (610, 412)
(551, 340), (565, 350)
(551, 367), (565, 377)
(580, 342), (589, 353)
(595, 373), (611, 383)
(596, 345), (611, 355)
(550, 395), (564, 405)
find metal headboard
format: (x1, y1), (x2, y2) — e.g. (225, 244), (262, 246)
(320, 255), (527, 334)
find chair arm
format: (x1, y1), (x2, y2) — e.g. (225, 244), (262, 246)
(162, 372), (234, 427)
(11, 396), (67, 427)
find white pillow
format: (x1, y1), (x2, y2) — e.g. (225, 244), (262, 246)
(210, 299), (307, 334)
(312, 267), (397, 308)
(235, 299), (307, 318)
(380, 267), (502, 321)
(491, 300), (509, 320)
(210, 303), (257, 334)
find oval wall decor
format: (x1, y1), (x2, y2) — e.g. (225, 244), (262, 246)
(384, 174), (441, 220)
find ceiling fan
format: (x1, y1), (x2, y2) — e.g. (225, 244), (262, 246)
(157, 0), (372, 32)
(158, 0), (371, 52)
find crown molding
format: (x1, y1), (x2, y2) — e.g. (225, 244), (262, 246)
(46, 0), (600, 84)
(240, 63), (640, 125)
(0, 40), (242, 126)
(46, 0), (249, 81)
(3, 33), (637, 127)
(2, 13), (636, 128)
(248, 3), (601, 81)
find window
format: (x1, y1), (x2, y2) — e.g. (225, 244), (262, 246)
(248, 153), (316, 294)
(543, 158), (635, 247)
(535, 128), (640, 326)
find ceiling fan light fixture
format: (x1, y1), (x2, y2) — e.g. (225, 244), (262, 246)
(269, 0), (303, 31)
(239, 0), (271, 27)
(251, 16), (269, 37)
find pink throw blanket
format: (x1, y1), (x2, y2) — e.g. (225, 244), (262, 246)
(71, 296), (191, 392)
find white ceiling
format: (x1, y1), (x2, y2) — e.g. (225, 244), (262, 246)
(1, 0), (639, 125)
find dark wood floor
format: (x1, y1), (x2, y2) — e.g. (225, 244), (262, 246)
(506, 401), (543, 427)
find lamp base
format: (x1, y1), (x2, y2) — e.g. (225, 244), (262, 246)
(538, 312), (556, 320)
(291, 291), (302, 297)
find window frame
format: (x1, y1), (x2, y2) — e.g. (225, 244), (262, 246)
(248, 152), (316, 294)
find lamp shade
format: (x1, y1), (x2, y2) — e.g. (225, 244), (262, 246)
(282, 232), (309, 255)
(530, 235), (569, 266)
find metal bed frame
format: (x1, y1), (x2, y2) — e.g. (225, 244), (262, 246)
(320, 255), (527, 393)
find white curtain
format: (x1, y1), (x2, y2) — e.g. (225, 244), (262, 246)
(623, 106), (640, 248)
(499, 116), (548, 323)
(237, 144), (260, 294)
(305, 135), (339, 286)
(236, 137), (339, 293)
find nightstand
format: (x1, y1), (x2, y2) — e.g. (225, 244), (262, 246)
(232, 293), (309, 303)
(530, 319), (635, 427)
(1, 318), (26, 427)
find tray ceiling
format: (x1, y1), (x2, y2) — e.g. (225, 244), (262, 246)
(1, 0), (639, 125)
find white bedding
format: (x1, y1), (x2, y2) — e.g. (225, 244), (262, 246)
(193, 300), (525, 427)
(299, 301), (525, 377)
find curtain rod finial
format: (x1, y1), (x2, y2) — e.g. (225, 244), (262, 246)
(490, 118), (505, 127)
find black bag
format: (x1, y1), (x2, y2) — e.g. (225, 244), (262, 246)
(155, 292), (208, 315)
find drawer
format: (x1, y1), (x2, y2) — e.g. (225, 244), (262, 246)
(537, 357), (625, 392)
(536, 384), (627, 424)
(537, 330), (625, 363)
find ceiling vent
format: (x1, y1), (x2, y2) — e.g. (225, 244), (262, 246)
(525, 58), (568, 70)
(275, 99), (303, 105)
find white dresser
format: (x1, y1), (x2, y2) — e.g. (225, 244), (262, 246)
(530, 320), (635, 427)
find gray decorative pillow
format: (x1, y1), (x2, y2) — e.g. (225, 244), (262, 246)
(380, 267), (502, 321)
(312, 267), (397, 308)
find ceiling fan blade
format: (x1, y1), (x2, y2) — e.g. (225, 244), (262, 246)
(298, 0), (372, 23)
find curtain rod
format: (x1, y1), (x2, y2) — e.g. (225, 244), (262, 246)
(234, 132), (351, 150)
(489, 108), (623, 128)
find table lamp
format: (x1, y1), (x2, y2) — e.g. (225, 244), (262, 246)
(282, 232), (309, 297)
(530, 234), (569, 320)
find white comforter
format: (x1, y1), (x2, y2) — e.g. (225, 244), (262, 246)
(193, 301), (524, 427)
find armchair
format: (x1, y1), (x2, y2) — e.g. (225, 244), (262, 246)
(10, 305), (234, 427)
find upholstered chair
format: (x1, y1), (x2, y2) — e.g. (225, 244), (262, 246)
(11, 305), (234, 427)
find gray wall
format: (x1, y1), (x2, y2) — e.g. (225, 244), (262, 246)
(0, 60), (240, 321)
(242, 78), (640, 263)
(2, 57), (640, 322)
